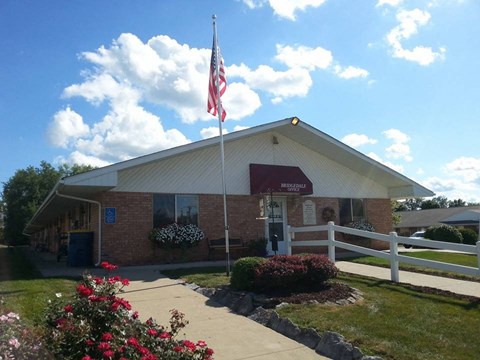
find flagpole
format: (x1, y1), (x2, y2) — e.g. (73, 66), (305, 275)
(212, 15), (231, 276)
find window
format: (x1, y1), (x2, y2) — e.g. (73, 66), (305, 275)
(153, 194), (198, 228)
(339, 198), (365, 225)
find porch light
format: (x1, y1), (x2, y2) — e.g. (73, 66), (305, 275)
(290, 117), (300, 126)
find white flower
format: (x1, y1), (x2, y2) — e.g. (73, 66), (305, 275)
(55, 293), (62, 298)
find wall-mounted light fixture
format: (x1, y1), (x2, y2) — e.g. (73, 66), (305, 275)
(290, 117), (300, 126)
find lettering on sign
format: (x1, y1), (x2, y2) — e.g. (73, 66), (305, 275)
(280, 182), (307, 192)
(303, 200), (316, 225)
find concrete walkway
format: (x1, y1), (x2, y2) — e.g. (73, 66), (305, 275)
(22, 248), (480, 359)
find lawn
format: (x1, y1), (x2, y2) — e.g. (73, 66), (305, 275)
(348, 251), (480, 282)
(162, 264), (480, 360)
(0, 246), (76, 326)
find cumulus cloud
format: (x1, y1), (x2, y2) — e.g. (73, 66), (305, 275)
(243, 0), (327, 20)
(47, 107), (90, 148)
(334, 66), (370, 79)
(275, 44), (333, 70)
(341, 133), (378, 148)
(385, 9), (446, 66)
(367, 152), (404, 173)
(200, 126), (228, 139)
(445, 156), (480, 182)
(376, 0), (404, 7)
(383, 128), (413, 161)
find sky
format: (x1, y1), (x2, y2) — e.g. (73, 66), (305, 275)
(1, 0), (480, 202)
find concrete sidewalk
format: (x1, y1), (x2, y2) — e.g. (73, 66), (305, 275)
(336, 261), (480, 298)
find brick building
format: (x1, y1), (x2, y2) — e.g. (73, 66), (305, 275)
(24, 118), (433, 266)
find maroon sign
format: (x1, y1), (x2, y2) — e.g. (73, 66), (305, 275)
(249, 164), (313, 195)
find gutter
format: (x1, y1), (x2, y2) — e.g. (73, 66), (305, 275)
(55, 191), (103, 266)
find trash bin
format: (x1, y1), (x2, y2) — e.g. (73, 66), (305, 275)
(67, 232), (94, 267)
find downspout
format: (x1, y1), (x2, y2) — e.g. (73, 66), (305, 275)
(55, 191), (102, 266)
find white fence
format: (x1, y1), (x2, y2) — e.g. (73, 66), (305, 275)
(286, 221), (480, 282)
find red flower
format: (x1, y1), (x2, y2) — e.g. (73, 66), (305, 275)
(101, 332), (114, 341)
(94, 277), (104, 284)
(121, 278), (130, 286)
(173, 346), (184, 353)
(82, 356), (93, 360)
(100, 261), (118, 271)
(76, 284), (94, 297)
(137, 346), (150, 355)
(127, 337), (139, 347)
(147, 328), (158, 337)
(132, 311), (139, 319)
(196, 340), (207, 348)
(64, 304), (74, 313)
(182, 340), (196, 351)
(98, 342), (111, 351)
(103, 350), (115, 358)
(159, 332), (171, 339)
(206, 348), (214, 356)
(85, 339), (95, 346)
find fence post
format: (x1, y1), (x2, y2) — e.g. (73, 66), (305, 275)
(287, 225), (293, 256)
(390, 231), (399, 282)
(476, 241), (480, 275)
(328, 221), (335, 263)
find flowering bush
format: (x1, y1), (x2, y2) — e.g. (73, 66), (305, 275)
(346, 219), (375, 232)
(43, 261), (214, 360)
(149, 224), (205, 249)
(253, 255), (338, 293)
(0, 308), (50, 359)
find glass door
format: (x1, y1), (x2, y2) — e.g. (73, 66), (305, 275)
(265, 197), (287, 255)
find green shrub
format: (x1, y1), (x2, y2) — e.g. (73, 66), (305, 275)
(424, 224), (463, 243)
(458, 228), (478, 245)
(230, 257), (267, 290)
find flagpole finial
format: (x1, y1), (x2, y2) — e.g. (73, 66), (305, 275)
(212, 14), (216, 21)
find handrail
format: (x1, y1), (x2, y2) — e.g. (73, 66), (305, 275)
(287, 221), (480, 282)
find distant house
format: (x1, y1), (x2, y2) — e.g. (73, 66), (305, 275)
(24, 118), (433, 266)
(394, 206), (480, 236)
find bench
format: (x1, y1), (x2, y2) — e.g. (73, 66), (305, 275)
(208, 238), (248, 259)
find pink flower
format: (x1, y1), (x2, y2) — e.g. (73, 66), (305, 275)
(182, 340), (196, 351)
(8, 338), (20, 349)
(100, 261), (118, 271)
(82, 356), (93, 360)
(98, 342), (111, 351)
(85, 339), (95, 346)
(196, 340), (208, 348)
(147, 328), (158, 336)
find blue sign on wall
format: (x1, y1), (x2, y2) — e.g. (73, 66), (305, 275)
(105, 207), (116, 224)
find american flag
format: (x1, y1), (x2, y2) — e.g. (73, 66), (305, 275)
(207, 38), (227, 121)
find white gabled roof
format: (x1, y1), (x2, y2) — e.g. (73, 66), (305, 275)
(62, 117), (433, 197)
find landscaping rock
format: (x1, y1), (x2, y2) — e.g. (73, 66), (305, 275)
(281, 318), (302, 339)
(295, 328), (322, 349)
(247, 307), (273, 326)
(234, 294), (255, 316)
(316, 331), (355, 360)
(267, 311), (281, 330)
(196, 287), (215, 298)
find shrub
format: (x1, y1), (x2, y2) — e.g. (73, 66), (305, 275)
(458, 228), (478, 245)
(230, 257), (267, 290)
(43, 261), (214, 360)
(424, 224), (463, 243)
(253, 255), (338, 292)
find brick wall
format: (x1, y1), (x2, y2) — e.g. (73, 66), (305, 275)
(365, 198), (393, 250)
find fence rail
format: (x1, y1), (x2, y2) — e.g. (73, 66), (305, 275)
(286, 222), (480, 282)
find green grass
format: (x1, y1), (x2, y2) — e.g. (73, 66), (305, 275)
(0, 246), (76, 326)
(348, 251), (480, 282)
(160, 265), (480, 360)
(279, 274), (480, 360)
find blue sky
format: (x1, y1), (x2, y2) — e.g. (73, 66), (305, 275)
(1, 0), (480, 202)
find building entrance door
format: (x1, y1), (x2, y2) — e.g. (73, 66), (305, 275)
(265, 197), (288, 255)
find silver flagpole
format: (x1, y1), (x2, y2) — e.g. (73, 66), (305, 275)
(212, 15), (230, 276)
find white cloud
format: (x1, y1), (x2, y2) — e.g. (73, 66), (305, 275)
(200, 126), (228, 139)
(335, 66), (370, 79)
(385, 9), (446, 66)
(47, 107), (90, 148)
(376, 0), (404, 7)
(275, 44), (333, 70)
(341, 133), (378, 148)
(229, 63), (312, 103)
(445, 156), (480, 182)
(233, 125), (250, 132)
(243, 0), (327, 20)
(367, 152), (404, 173)
(382, 128), (413, 162)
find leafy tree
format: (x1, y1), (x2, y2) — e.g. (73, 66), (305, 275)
(391, 200), (402, 225)
(448, 198), (467, 208)
(420, 199), (440, 210)
(398, 198), (424, 211)
(433, 196), (449, 208)
(1, 162), (95, 245)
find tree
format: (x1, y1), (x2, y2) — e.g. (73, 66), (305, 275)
(448, 198), (467, 208)
(1, 162), (95, 245)
(391, 200), (402, 225)
(397, 198), (424, 211)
